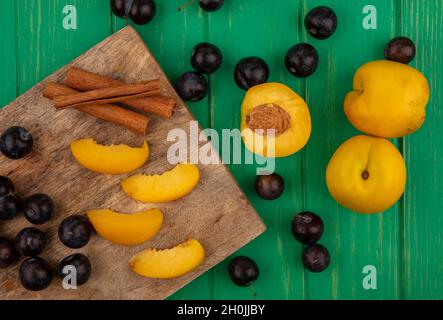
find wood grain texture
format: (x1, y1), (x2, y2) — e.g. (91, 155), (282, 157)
(0, 0), (17, 107)
(401, 0), (443, 299)
(16, 0), (112, 95)
(1, 0), (443, 300)
(0, 26), (265, 300)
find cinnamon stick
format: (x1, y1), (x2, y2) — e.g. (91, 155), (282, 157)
(66, 67), (176, 118)
(43, 82), (150, 136)
(53, 80), (160, 109)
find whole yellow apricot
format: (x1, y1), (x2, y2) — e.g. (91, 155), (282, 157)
(241, 82), (311, 157)
(87, 208), (163, 246)
(344, 60), (430, 138)
(71, 139), (149, 174)
(130, 239), (205, 279)
(121, 163), (200, 203)
(326, 135), (406, 214)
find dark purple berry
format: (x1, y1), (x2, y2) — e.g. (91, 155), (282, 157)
(110, 0), (133, 18)
(0, 126), (33, 160)
(15, 227), (46, 257)
(0, 238), (18, 269)
(234, 57), (270, 90)
(228, 256), (259, 287)
(385, 37), (416, 64)
(191, 42), (223, 74)
(255, 173), (285, 200)
(19, 257), (53, 291)
(58, 215), (92, 249)
(24, 194), (55, 225)
(302, 244), (330, 273)
(0, 176), (14, 197)
(129, 0), (156, 25)
(305, 6), (338, 40)
(285, 43), (319, 78)
(0, 194), (22, 221)
(58, 253), (92, 286)
(291, 212), (324, 245)
(199, 0), (224, 12)
(176, 71), (208, 102)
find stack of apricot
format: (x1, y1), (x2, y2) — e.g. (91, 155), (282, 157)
(70, 139), (204, 279)
(327, 37), (429, 214)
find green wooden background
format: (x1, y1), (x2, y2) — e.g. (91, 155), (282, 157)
(0, 0), (442, 300)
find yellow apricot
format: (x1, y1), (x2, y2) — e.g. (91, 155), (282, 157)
(121, 163), (200, 203)
(71, 139), (149, 174)
(87, 208), (163, 246)
(130, 239), (205, 279)
(345, 60), (430, 138)
(326, 135), (406, 214)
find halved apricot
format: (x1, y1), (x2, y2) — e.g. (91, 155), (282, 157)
(121, 163), (200, 203)
(241, 82), (311, 157)
(70, 139), (149, 174)
(87, 208), (163, 246)
(130, 239), (205, 279)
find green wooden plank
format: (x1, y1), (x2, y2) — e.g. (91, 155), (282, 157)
(16, 0), (111, 94)
(208, 0), (306, 299)
(1, 0), (442, 300)
(401, 0), (443, 300)
(302, 0), (401, 299)
(0, 0), (18, 107)
(111, 1), (213, 300)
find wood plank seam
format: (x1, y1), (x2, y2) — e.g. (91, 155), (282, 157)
(13, 0), (19, 99)
(200, 8), (216, 300)
(396, 0), (406, 301)
(299, 0), (309, 301)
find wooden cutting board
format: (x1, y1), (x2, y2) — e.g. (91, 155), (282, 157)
(0, 26), (265, 300)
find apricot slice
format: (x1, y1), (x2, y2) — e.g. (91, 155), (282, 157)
(241, 82), (311, 158)
(71, 139), (149, 174)
(87, 208), (163, 246)
(130, 239), (205, 279)
(121, 163), (200, 203)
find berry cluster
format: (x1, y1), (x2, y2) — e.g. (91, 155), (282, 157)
(226, 211), (330, 291)
(176, 43), (223, 101)
(285, 6), (338, 79)
(175, 6), (338, 101)
(0, 174), (93, 291)
(254, 173), (330, 273)
(0, 126), (94, 291)
(292, 212), (330, 273)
